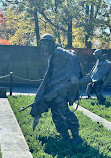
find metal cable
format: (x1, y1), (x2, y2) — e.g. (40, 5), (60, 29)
(13, 74), (43, 82)
(0, 72), (43, 82)
(0, 73), (11, 79)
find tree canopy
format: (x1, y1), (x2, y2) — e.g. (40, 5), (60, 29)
(0, 39), (12, 45)
(1, 0), (111, 48)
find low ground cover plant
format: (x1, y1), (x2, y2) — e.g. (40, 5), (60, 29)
(0, 147), (2, 158)
(8, 95), (111, 158)
(79, 96), (111, 122)
(0, 152), (2, 158)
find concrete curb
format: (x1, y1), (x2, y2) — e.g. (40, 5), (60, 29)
(73, 103), (111, 130)
(0, 98), (33, 158)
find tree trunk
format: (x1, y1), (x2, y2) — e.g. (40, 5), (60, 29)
(85, 5), (92, 48)
(34, 9), (40, 46)
(55, 0), (61, 43)
(67, 16), (72, 48)
(85, 35), (91, 48)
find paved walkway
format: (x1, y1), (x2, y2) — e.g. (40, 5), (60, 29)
(6, 87), (37, 96)
(6, 87), (111, 97)
(0, 98), (33, 158)
(73, 103), (111, 130)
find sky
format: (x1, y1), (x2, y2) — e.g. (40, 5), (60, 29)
(0, 1), (3, 10)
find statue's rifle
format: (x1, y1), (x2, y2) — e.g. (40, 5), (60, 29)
(19, 80), (72, 112)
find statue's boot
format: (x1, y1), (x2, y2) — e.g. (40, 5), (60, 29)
(97, 93), (106, 104)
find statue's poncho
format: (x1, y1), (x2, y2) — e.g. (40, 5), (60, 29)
(30, 48), (82, 117)
(90, 59), (111, 83)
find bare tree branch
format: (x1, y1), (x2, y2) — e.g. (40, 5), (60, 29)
(39, 10), (68, 33)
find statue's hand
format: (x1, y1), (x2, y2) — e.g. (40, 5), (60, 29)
(70, 76), (79, 85)
(79, 75), (92, 85)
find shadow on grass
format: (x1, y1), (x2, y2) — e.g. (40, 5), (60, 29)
(38, 136), (109, 158)
(104, 100), (111, 108)
(89, 98), (111, 108)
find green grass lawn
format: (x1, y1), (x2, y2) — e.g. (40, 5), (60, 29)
(8, 95), (111, 158)
(79, 96), (111, 122)
(0, 149), (2, 158)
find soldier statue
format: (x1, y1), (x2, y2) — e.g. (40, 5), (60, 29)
(30, 34), (92, 143)
(86, 49), (111, 104)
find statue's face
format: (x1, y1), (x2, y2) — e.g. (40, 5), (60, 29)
(96, 54), (106, 60)
(102, 54), (107, 59)
(40, 39), (55, 56)
(41, 39), (51, 51)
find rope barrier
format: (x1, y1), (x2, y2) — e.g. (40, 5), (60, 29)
(0, 72), (43, 96)
(0, 72), (43, 82)
(13, 74), (43, 82)
(0, 73), (11, 79)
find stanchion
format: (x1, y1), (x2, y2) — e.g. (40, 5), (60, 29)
(0, 72), (43, 96)
(10, 72), (13, 96)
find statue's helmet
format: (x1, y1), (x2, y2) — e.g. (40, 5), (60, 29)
(39, 34), (55, 43)
(39, 34), (55, 52)
(93, 49), (102, 57)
